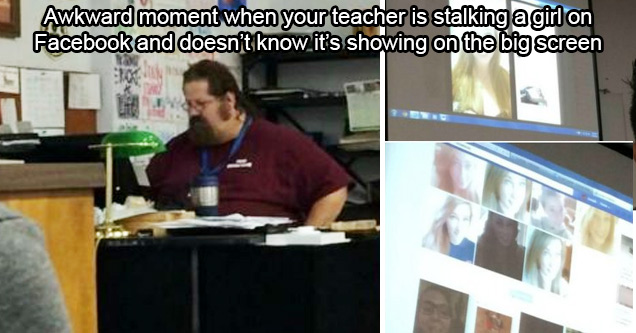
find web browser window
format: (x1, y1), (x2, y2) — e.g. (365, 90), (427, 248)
(386, 143), (633, 333)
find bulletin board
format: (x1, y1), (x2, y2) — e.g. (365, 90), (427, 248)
(100, 0), (220, 144)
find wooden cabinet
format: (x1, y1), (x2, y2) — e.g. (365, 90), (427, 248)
(0, 163), (104, 333)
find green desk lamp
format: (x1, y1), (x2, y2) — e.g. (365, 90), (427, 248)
(89, 131), (166, 238)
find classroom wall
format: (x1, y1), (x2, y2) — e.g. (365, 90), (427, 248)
(0, 0), (93, 72)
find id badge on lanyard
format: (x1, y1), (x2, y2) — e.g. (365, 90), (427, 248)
(190, 116), (252, 216)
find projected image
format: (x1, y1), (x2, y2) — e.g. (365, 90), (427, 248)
(523, 229), (571, 296)
(578, 207), (617, 254)
(618, 285), (633, 309)
(450, 0), (512, 119)
(432, 144), (488, 204)
(482, 165), (532, 222)
(413, 280), (468, 333)
(422, 193), (482, 264)
(474, 307), (512, 333)
(475, 211), (527, 281)
(519, 313), (564, 333)
(512, 1), (562, 125)
(530, 186), (577, 240)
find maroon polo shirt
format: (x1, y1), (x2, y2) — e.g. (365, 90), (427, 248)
(146, 118), (349, 222)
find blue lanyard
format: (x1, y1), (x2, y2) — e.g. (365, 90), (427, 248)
(200, 116), (253, 176)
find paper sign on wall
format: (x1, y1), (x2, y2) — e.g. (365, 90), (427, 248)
(20, 69), (65, 129)
(0, 98), (18, 133)
(0, 66), (20, 94)
(69, 73), (102, 110)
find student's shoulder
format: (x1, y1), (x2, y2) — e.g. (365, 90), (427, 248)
(0, 207), (45, 255)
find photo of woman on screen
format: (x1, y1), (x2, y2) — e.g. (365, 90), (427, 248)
(432, 144), (487, 203)
(423, 195), (477, 263)
(531, 187), (574, 240)
(475, 211), (526, 280)
(523, 230), (569, 295)
(580, 208), (616, 254)
(413, 280), (468, 333)
(482, 165), (532, 222)
(451, 26), (512, 119)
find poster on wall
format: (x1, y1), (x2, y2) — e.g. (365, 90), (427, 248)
(164, 55), (188, 123)
(20, 69), (65, 129)
(141, 55), (166, 120)
(0, 65), (19, 94)
(114, 54), (141, 119)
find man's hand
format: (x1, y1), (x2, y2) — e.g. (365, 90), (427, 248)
(305, 187), (348, 227)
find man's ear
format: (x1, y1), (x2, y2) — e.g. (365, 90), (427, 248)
(224, 91), (237, 110)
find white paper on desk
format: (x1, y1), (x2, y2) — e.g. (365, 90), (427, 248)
(33, 128), (65, 136)
(153, 214), (293, 230)
(0, 66), (20, 94)
(0, 98), (18, 133)
(68, 73), (101, 109)
(20, 69), (65, 128)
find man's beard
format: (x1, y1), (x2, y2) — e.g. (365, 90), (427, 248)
(188, 102), (233, 146)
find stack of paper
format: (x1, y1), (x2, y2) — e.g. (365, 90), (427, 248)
(153, 214), (293, 230)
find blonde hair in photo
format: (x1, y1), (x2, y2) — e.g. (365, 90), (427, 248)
(423, 195), (474, 255)
(482, 165), (532, 221)
(452, 49), (512, 118)
(524, 230), (566, 294)
(580, 208), (616, 254)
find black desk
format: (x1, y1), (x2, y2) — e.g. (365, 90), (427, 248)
(97, 234), (379, 333)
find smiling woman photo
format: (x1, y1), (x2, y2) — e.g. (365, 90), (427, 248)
(523, 230), (569, 296)
(482, 165), (532, 222)
(579, 208), (617, 254)
(423, 195), (477, 263)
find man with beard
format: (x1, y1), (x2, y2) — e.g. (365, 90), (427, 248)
(146, 60), (349, 226)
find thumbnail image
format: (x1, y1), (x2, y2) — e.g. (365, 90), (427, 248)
(578, 207), (617, 254)
(565, 328), (583, 333)
(519, 313), (563, 333)
(450, 0), (512, 119)
(529, 185), (577, 241)
(621, 235), (633, 257)
(482, 164), (532, 223)
(512, 1), (562, 125)
(475, 211), (527, 281)
(422, 193), (481, 264)
(474, 307), (512, 333)
(523, 229), (571, 296)
(413, 280), (469, 333)
(431, 144), (487, 204)
(618, 284), (633, 309)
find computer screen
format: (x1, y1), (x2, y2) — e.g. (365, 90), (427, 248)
(386, 0), (601, 140)
(386, 143), (633, 332)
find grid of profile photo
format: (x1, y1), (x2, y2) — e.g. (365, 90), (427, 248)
(412, 278), (580, 333)
(421, 144), (625, 298)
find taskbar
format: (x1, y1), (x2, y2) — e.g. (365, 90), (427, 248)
(390, 109), (600, 139)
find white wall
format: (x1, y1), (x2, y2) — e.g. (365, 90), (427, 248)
(0, 0), (92, 72)
(593, 0), (636, 140)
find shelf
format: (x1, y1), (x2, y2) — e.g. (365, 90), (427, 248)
(250, 95), (346, 108)
(241, 51), (379, 68)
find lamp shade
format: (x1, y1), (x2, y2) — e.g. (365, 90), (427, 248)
(100, 131), (166, 158)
